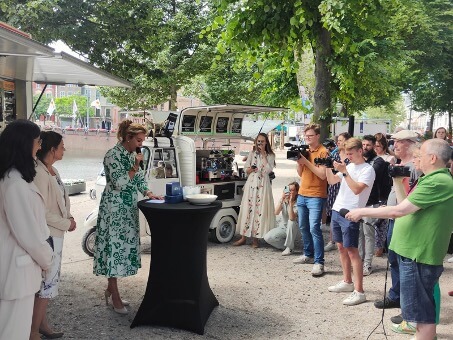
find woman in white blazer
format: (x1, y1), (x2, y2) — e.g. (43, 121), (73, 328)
(0, 120), (53, 340)
(31, 131), (76, 339)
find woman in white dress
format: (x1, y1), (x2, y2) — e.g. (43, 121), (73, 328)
(233, 133), (276, 248)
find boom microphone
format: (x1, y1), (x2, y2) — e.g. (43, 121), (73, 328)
(339, 208), (374, 227)
(136, 147), (144, 170)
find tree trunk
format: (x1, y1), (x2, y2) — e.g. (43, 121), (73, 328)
(169, 86), (178, 111)
(429, 113), (435, 132)
(313, 26), (332, 140)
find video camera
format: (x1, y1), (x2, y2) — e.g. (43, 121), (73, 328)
(322, 139), (336, 149)
(284, 143), (310, 161)
(388, 165), (411, 177)
(314, 156), (335, 168)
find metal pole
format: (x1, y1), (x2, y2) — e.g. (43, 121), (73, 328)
(86, 87), (89, 129)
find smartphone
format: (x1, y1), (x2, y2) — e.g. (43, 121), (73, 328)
(284, 186), (290, 195)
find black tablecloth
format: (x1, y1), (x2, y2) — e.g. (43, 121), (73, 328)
(131, 200), (221, 335)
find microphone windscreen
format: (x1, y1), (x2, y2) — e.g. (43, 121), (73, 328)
(339, 208), (349, 218)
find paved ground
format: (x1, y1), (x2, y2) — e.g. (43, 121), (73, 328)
(49, 150), (453, 339)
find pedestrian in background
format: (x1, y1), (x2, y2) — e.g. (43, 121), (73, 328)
(93, 120), (162, 314)
(234, 133), (276, 248)
(0, 120), (53, 340)
(31, 131), (76, 339)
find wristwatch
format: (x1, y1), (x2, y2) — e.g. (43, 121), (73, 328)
(343, 172), (348, 177)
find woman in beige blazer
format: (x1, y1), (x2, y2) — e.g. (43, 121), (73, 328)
(31, 131), (76, 339)
(0, 120), (53, 340)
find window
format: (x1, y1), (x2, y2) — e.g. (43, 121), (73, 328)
(105, 108), (111, 118)
(68, 91), (73, 96)
(60, 91), (65, 97)
(36, 84), (41, 89)
(46, 93), (51, 98)
(151, 148), (178, 179)
(95, 109), (100, 117)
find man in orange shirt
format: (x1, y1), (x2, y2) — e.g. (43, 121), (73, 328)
(293, 124), (328, 276)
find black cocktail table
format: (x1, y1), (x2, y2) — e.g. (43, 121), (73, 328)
(131, 200), (221, 335)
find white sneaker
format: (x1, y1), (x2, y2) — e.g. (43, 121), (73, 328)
(281, 247), (293, 256)
(293, 255), (315, 264)
(363, 265), (373, 276)
(447, 256), (453, 263)
(311, 263), (325, 276)
(324, 241), (337, 252)
(328, 281), (354, 293)
(343, 290), (367, 306)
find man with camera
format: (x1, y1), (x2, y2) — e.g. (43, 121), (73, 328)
(346, 138), (453, 340)
(325, 138), (375, 305)
(292, 124), (328, 276)
(373, 130), (421, 314)
(359, 135), (390, 276)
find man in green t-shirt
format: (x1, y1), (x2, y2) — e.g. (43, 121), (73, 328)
(346, 139), (453, 340)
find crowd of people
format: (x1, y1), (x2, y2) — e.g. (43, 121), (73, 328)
(235, 123), (453, 339)
(1, 118), (452, 340)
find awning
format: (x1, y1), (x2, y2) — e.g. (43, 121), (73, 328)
(181, 104), (286, 116)
(0, 23), (54, 57)
(33, 52), (131, 87)
(0, 22), (131, 87)
(241, 119), (285, 139)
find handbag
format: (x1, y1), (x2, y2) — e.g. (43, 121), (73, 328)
(269, 171), (276, 181)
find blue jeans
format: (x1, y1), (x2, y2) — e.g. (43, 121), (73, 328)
(297, 195), (325, 264)
(387, 219), (400, 302)
(398, 255), (443, 324)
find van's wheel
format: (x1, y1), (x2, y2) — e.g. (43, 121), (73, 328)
(81, 227), (96, 257)
(211, 216), (235, 243)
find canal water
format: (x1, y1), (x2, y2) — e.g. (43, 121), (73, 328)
(56, 149), (105, 181)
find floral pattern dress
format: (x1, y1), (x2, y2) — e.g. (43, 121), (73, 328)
(93, 143), (148, 277)
(236, 152), (276, 238)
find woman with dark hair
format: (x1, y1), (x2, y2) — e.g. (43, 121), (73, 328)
(374, 132), (396, 164)
(434, 126), (452, 145)
(233, 132), (276, 248)
(30, 131), (76, 339)
(0, 120), (53, 340)
(93, 120), (162, 314)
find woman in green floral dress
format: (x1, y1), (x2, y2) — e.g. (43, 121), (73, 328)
(93, 120), (161, 314)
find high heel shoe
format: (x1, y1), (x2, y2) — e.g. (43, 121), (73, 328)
(112, 305), (129, 315)
(104, 290), (130, 306)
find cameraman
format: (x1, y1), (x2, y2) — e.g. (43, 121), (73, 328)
(373, 130), (421, 315)
(292, 124), (328, 277)
(359, 135), (389, 276)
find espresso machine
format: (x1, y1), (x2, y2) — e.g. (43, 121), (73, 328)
(197, 150), (234, 181)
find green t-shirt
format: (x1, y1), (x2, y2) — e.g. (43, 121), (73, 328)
(389, 168), (453, 265)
